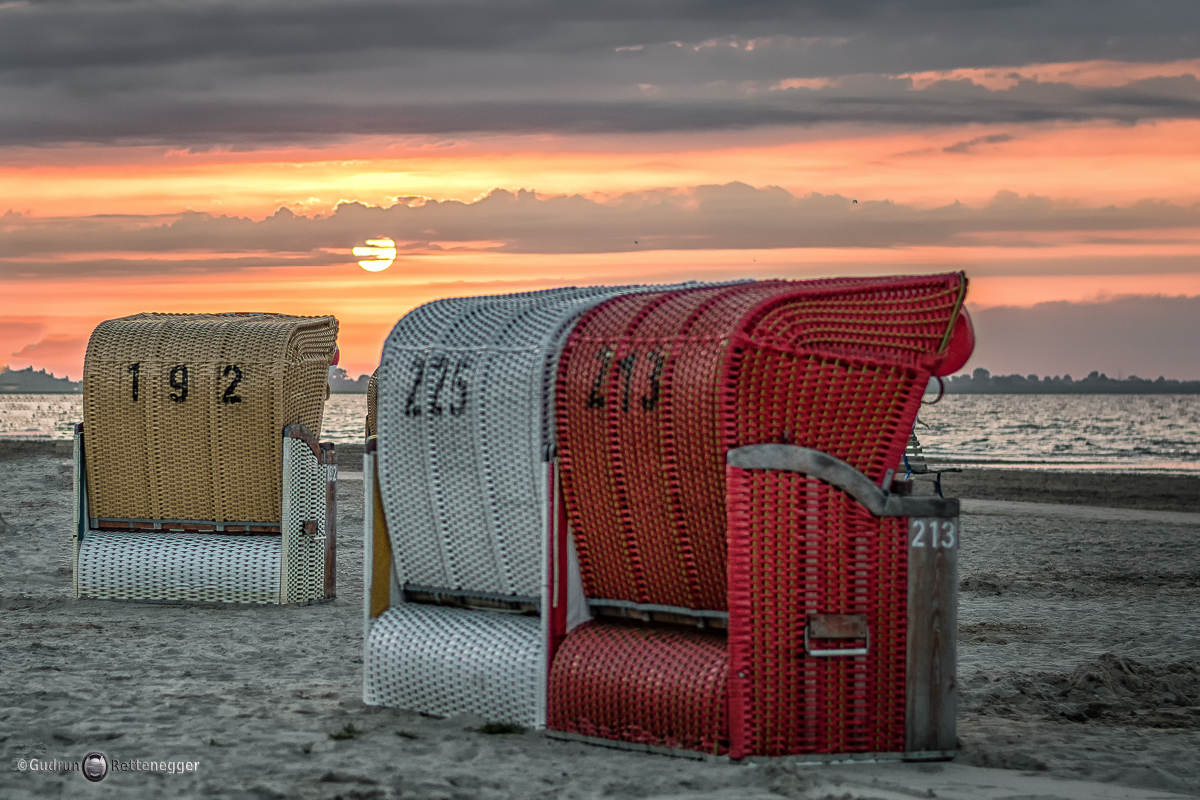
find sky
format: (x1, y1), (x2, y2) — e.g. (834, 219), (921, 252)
(3, 0), (1200, 380)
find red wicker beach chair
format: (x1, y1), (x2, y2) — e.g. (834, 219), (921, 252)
(548, 275), (971, 758)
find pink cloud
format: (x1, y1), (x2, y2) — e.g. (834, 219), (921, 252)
(9, 335), (88, 380)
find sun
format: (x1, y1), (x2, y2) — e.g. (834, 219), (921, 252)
(353, 238), (397, 271)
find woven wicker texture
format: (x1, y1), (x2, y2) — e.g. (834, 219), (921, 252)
(725, 469), (908, 757)
(721, 274), (963, 756)
(77, 532), (281, 603)
(281, 435), (329, 604)
(365, 368), (379, 437)
(556, 275), (966, 610)
(548, 622), (728, 755)
(364, 604), (543, 724)
(83, 312), (337, 524)
(73, 426), (330, 604)
(376, 285), (694, 597)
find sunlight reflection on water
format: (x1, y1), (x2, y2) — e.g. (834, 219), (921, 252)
(916, 394), (1200, 474)
(0, 393), (369, 444)
(3, 392), (1198, 474)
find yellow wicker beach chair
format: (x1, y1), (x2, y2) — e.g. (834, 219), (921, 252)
(72, 312), (340, 604)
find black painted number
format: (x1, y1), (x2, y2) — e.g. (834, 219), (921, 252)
(169, 365), (189, 403)
(617, 353), (636, 412)
(128, 363), (140, 401)
(222, 365), (243, 404)
(405, 355), (473, 418)
(404, 358), (426, 416)
(641, 351), (664, 411)
(449, 357), (471, 416)
(587, 350), (615, 409)
(127, 363), (246, 404)
(587, 348), (667, 414)
(428, 355), (448, 416)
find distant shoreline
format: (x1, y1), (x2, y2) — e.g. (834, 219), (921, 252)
(0, 387), (367, 395)
(0, 390), (81, 395)
(936, 370), (1200, 394)
(938, 387), (1200, 395)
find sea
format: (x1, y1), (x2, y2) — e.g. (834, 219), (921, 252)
(2, 393), (1198, 475)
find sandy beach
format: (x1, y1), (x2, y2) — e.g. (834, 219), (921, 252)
(1, 443), (1197, 799)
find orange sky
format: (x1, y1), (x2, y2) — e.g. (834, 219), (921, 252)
(7, 241), (1200, 380)
(6, 119), (1200, 219)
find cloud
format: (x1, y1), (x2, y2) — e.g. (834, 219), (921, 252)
(3, 184), (1200, 278)
(0, 1), (1198, 145)
(943, 133), (1013, 153)
(2, 1), (1196, 71)
(965, 294), (1200, 380)
(4, 72), (1200, 146)
(0, 319), (47, 344)
(8, 334), (88, 379)
(0, 319), (48, 371)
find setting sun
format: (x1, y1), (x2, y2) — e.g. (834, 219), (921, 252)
(352, 238), (398, 272)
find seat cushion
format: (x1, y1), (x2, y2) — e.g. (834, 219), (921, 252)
(548, 622), (728, 755)
(365, 604), (544, 725)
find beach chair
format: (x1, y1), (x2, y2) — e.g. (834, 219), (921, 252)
(903, 432), (962, 498)
(363, 274), (972, 758)
(363, 285), (711, 724)
(72, 313), (339, 604)
(548, 275), (971, 757)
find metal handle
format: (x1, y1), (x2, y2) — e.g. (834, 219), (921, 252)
(804, 614), (870, 657)
(727, 444), (959, 518)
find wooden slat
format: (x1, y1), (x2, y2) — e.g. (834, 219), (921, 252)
(367, 444), (394, 618)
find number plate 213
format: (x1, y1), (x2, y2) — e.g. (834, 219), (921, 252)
(909, 518), (957, 550)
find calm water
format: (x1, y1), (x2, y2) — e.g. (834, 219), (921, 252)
(916, 394), (1200, 474)
(3, 393), (1198, 474)
(0, 394), (369, 445)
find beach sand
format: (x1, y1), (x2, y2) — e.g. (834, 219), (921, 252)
(1, 448), (1197, 799)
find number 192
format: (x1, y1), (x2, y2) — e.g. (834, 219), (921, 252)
(125, 363), (243, 405)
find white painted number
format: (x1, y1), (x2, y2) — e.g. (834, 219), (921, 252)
(938, 519), (956, 548)
(910, 518), (957, 549)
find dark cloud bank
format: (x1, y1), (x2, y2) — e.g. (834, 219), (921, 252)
(4, 183), (1200, 277)
(1, 0), (1199, 145)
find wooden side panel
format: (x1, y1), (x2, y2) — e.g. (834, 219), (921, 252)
(369, 446), (394, 619)
(322, 442), (337, 600)
(905, 516), (958, 753)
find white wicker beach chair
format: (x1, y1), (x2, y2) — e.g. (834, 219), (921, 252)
(72, 313), (339, 604)
(363, 285), (703, 725)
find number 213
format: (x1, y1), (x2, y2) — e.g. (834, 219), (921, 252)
(910, 519), (957, 549)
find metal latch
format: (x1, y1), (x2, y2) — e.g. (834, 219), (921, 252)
(804, 614), (870, 657)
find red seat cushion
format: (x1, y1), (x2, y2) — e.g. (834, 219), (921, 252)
(548, 622), (729, 755)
